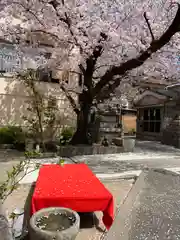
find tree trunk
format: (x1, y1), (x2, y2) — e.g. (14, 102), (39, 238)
(70, 104), (91, 145)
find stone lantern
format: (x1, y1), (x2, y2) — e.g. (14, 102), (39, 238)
(97, 95), (129, 144)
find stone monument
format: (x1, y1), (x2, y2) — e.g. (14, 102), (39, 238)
(96, 95), (130, 145)
(98, 108), (122, 144)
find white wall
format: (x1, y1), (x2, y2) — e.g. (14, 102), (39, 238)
(0, 76), (77, 128)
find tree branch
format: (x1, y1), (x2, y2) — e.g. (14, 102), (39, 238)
(48, 0), (84, 54)
(143, 12), (155, 41)
(95, 75), (126, 103)
(12, 1), (45, 27)
(94, 64), (113, 72)
(60, 83), (80, 114)
(83, 45), (103, 91)
(30, 29), (73, 46)
(93, 4), (180, 98)
(77, 32), (108, 105)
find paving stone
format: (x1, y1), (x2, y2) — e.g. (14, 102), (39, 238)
(105, 169), (180, 240)
(2, 180), (133, 240)
(1, 141), (180, 183)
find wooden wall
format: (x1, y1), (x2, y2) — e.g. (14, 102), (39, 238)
(122, 114), (137, 133)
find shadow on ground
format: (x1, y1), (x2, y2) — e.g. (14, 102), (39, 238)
(21, 184), (105, 239)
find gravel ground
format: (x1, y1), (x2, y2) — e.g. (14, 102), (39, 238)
(3, 179), (134, 240)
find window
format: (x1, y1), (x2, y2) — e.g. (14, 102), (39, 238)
(37, 69), (59, 83)
(142, 108), (161, 133)
(0, 50), (21, 73)
(37, 69), (51, 82)
(0, 45), (52, 74)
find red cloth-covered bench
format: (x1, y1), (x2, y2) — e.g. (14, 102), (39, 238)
(31, 163), (114, 229)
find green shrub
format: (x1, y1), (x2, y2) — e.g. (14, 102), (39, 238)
(0, 126), (25, 150)
(59, 127), (74, 145)
(128, 128), (136, 135)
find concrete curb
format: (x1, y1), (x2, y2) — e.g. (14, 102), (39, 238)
(96, 170), (142, 180)
(104, 170), (148, 240)
(19, 166), (180, 184)
(97, 167), (180, 180)
(19, 169), (142, 184)
(76, 153), (180, 160)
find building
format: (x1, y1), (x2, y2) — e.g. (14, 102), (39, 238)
(0, 35), (139, 142)
(135, 83), (180, 148)
(0, 37), (79, 131)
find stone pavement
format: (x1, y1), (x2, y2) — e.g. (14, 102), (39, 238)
(105, 169), (180, 240)
(2, 141), (180, 239)
(71, 140), (180, 174)
(1, 141), (180, 184)
(3, 179), (134, 240)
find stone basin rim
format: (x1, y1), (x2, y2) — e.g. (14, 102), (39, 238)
(30, 207), (80, 235)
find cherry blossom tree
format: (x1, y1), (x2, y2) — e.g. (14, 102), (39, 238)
(0, 0), (180, 144)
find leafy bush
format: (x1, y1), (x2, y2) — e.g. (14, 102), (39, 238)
(128, 128), (136, 135)
(59, 127), (74, 145)
(20, 70), (61, 151)
(0, 126), (25, 150)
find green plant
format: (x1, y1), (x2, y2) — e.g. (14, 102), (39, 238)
(59, 127), (74, 145)
(0, 151), (41, 204)
(0, 126), (25, 150)
(58, 159), (65, 166)
(128, 128), (136, 135)
(18, 69), (62, 151)
(0, 150), (41, 239)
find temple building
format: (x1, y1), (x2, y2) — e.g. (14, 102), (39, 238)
(135, 83), (180, 148)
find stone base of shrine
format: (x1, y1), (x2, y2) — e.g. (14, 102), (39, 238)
(58, 144), (124, 157)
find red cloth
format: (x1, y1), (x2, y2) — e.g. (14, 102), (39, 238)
(31, 163), (114, 229)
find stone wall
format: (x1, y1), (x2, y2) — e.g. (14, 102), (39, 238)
(58, 144), (124, 157)
(161, 100), (180, 148)
(136, 131), (162, 141)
